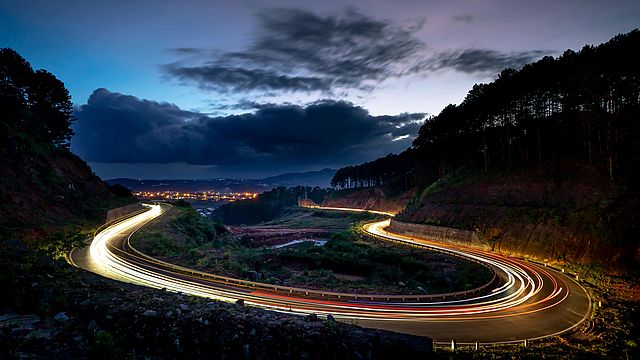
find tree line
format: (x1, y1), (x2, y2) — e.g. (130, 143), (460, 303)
(212, 186), (328, 225)
(331, 30), (640, 193)
(1, 48), (75, 151)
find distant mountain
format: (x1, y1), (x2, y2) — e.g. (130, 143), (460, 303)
(105, 178), (271, 193)
(259, 168), (336, 188)
(106, 169), (337, 192)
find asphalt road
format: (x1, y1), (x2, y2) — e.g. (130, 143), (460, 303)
(69, 204), (591, 344)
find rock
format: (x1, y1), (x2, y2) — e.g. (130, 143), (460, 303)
(11, 327), (32, 337)
(250, 328), (256, 336)
(79, 298), (91, 307)
(179, 303), (189, 311)
(248, 271), (259, 281)
(54, 312), (70, 323)
(165, 311), (174, 318)
(143, 309), (158, 317)
(28, 329), (54, 340)
(326, 314), (336, 322)
(242, 344), (250, 359)
(87, 319), (98, 333)
(236, 299), (245, 306)
(307, 313), (318, 322)
(398, 281), (406, 287)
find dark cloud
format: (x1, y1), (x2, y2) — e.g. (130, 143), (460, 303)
(451, 14), (477, 23)
(165, 64), (332, 93)
(209, 99), (289, 111)
(424, 49), (550, 74)
(163, 8), (553, 95)
(163, 8), (426, 94)
(72, 89), (425, 172)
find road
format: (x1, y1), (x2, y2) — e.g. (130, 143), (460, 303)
(70, 204), (591, 344)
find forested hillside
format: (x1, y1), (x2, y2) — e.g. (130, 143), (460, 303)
(0, 48), (134, 234)
(331, 30), (640, 270)
(213, 186), (328, 225)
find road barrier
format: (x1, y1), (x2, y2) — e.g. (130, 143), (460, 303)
(109, 205), (501, 303)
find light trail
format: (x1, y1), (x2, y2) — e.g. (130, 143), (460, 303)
(71, 203), (591, 344)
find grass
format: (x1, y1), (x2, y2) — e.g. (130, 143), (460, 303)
(258, 208), (380, 229)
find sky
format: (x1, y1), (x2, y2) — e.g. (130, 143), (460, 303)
(1, 0), (639, 179)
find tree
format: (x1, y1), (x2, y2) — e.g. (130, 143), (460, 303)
(0, 48), (75, 150)
(332, 29), (640, 191)
(28, 69), (75, 148)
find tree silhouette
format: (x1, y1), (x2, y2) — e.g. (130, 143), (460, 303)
(1, 48), (75, 150)
(331, 29), (640, 193)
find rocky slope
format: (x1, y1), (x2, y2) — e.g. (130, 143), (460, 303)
(0, 243), (432, 359)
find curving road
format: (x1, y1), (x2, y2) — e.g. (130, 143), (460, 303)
(69, 204), (591, 344)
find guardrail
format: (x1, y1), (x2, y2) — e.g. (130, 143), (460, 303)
(112, 207), (500, 303)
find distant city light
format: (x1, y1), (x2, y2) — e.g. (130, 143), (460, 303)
(133, 190), (258, 202)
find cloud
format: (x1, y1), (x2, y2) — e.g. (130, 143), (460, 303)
(165, 64), (333, 93)
(424, 48), (550, 74)
(163, 8), (552, 96)
(163, 8), (426, 94)
(451, 14), (477, 23)
(72, 89), (425, 173)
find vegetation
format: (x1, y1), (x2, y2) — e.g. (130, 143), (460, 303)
(0, 48), (136, 229)
(134, 205), (227, 257)
(1, 48), (76, 150)
(258, 207), (378, 229)
(331, 30), (640, 270)
(332, 30), (640, 191)
(213, 186), (328, 225)
(135, 207), (493, 295)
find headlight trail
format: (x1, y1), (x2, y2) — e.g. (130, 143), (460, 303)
(70, 203), (591, 344)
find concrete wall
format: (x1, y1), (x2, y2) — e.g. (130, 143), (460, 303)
(388, 219), (491, 251)
(106, 203), (144, 222)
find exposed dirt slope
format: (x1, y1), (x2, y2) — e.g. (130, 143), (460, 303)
(397, 163), (638, 273)
(322, 187), (415, 214)
(0, 147), (132, 233)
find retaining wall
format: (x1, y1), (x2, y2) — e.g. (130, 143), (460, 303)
(106, 203), (144, 222)
(388, 219), (491, 251)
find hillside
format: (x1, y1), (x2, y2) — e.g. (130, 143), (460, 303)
(0, 47), (438, 360)
(331, 30), (640, 272)
(397, 162), (637, 271)
(0, 48), (134, 238)
(323, 187), (415, 214)
(260, 168), (336, 188)
(213, 186), (328, 225)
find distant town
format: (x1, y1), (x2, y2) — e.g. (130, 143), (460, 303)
(134, 190), (258, 203)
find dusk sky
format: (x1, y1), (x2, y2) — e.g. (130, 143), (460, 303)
(2, 0), (638, 179)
